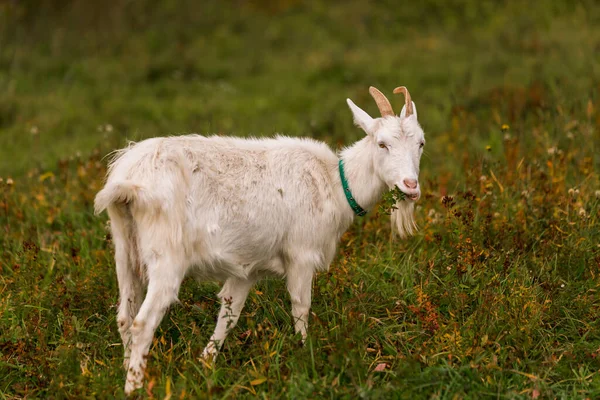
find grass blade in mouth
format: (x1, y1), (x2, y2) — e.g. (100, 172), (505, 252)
(392, 186), (407, 202)
(379, 187), (407, 215)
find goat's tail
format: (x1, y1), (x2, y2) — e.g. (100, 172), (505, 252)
(98, 180), (148, 285)
(94, 180), (153, 215)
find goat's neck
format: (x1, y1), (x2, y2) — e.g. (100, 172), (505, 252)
(339, 136), (387, 213)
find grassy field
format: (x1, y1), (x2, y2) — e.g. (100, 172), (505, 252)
(1, 0), (600, 398)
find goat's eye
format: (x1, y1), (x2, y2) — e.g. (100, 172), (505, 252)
(378, 143), (387, 149)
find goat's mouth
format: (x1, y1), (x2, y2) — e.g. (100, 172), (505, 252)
(403, 191), (420, 201)
(391, 186), (420, 202)
(396, 187), (420, 201)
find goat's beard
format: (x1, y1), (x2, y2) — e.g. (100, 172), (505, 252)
(391, 200), (417, 238)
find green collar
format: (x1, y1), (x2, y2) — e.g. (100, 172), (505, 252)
(338, 159), (367, 216)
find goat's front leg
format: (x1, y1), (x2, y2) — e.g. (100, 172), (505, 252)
(201, 277), (255, 360)
(286, 263), (314, 342)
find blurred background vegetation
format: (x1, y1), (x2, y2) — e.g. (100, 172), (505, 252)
(1, 0), (598, 176)
(1, 0), (599, 398)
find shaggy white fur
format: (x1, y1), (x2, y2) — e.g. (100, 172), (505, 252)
(94, 86), (425, 395)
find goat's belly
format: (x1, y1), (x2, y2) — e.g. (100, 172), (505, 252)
(187, 261), (246, 281)
(187, 252), (286, 282)
(183, 216), (289, 281)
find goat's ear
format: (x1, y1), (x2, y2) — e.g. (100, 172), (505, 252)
(400, 101), (418, 120)
(347, 99), (376, 135)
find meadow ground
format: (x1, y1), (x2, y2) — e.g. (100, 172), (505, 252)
(1, 0), (599, 398)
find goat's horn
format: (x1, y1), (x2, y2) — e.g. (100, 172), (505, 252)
(369, 86), (394, 117)
(393, 86), (413, 117)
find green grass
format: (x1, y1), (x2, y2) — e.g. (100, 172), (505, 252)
(1, 0), (600, 398)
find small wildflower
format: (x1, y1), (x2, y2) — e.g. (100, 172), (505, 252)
(595, 190), (600, 199)
(560, 284), (565, 288)
(578, 208), (586, 218)
(480, 175), (487, 181)
(6, 178), (14, 185)
(501, 124), (510, 131)
(547, 147), (556, 155)
(105, 124), (113, 132)
(485, 145), (491, 151)
(30, 126), (39, 135)
(566, 131), (574, 139)
(503, 133), (511, 140)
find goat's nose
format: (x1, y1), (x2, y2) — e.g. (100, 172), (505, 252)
(403, 179), (418, 189)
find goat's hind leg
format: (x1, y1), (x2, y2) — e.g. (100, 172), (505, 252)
(116, 249), (144, 370)
(201, 277), (255, 360)
(124, 254), (184, 395)
(109, 207), (144, 370)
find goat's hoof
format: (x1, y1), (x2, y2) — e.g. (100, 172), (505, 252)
(124, 379), (143, 396)
(200, 346), (218, 364)
(200, 351), (217, 362)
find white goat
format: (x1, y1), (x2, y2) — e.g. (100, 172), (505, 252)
(94, 86), (425, 395)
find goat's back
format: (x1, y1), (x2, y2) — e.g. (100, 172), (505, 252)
(96, 135), (348, 278)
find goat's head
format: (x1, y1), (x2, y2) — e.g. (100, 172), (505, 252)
(346, 85), (425, 237)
